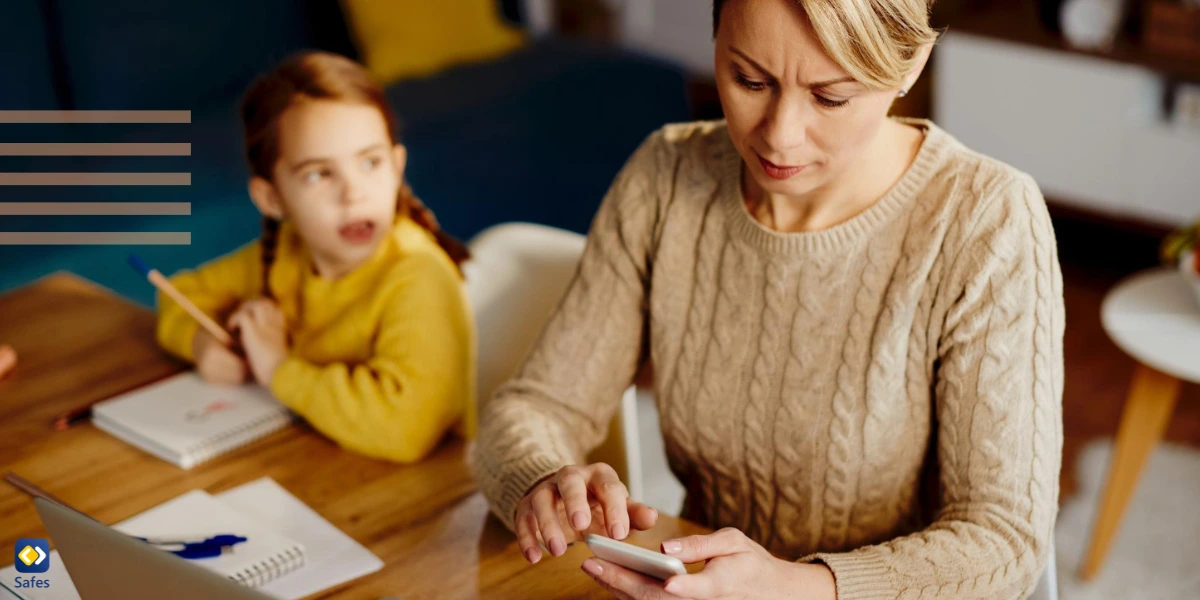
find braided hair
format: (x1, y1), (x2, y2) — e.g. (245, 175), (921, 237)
(241, 51), (469, 299)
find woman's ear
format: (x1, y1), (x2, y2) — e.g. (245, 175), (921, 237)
(392, 144), (408, 179)
(902, 43), (933, 94)
(248, 176), (285, 220)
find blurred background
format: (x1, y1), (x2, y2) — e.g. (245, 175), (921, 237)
(0, 1), (1197, 598)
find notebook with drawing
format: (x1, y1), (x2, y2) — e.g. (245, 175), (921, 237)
(92, 372), (293, 469)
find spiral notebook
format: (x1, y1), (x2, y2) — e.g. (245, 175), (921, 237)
(113, 489), (307, 588)
(92, 372), (293, 469)
(1, 478), (383, 600)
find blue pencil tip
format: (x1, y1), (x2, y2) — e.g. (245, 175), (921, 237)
(127, 254), (153, 277)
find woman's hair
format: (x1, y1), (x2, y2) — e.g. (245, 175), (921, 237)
(712, 0), (939, 90)
(240, 51), (469, 297)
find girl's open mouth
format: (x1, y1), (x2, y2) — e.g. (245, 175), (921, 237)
(338, 220), (376, 244)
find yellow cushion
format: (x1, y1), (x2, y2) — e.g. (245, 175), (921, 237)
(342, 0), (526, 84)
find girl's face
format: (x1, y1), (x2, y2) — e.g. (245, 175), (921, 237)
(251, 99), (405, 278)
(714, 0), (899, 200)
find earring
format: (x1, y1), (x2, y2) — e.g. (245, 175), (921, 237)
(898, 89), (908, 98)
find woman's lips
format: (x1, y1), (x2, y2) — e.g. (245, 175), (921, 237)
(338, 220), (376, 244)
(756, 153), (806, 180)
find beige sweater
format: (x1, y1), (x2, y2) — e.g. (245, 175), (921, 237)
(472, 119), (1064, 600)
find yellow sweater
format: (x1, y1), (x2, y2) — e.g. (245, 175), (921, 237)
(156, 216), (476, 463)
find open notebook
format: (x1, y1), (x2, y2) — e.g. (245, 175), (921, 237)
(114, 489), (307, 588)
(0, 478), (383, 600)
(92, 372), (293, 469)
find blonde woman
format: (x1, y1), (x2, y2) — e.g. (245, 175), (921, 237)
(472, 0), (1063, 598)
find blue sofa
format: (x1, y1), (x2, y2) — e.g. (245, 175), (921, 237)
(0, 0), (689, 306)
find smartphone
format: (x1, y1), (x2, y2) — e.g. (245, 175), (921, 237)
(585, 534), (687, 581)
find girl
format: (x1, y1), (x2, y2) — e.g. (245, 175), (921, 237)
(156, 51), (475, 464)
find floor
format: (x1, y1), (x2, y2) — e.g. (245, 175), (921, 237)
(633, 205), (1200, 512)
(1055, 440), (1200, 597)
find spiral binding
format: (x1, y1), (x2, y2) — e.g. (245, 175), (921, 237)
(184, 409), (293, 466)
(228, 544), (306, 588)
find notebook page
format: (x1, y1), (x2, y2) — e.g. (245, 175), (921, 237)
(216, 478), (383, 599)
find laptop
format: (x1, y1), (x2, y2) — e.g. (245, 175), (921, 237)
(29, 497), (270, 600)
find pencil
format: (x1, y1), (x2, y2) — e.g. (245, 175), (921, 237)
(51, 256), (238, 431)
(127, 254), (234, 347)
(53, 404), (94, 431)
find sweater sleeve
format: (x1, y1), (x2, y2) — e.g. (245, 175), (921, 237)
(799, 175), (1065, 600)
(156, 241), (262, 362)
(269, 251), (475, 464)
(470, 130), (673, 530)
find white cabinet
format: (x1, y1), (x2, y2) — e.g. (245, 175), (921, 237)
(935, 32), (1199, 226)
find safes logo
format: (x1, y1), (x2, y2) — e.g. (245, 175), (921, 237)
(14, 539), (49, 574)
(11, 538), (52, 591)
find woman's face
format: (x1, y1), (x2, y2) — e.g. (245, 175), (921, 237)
(714, 0), (899, 199)
(255, 99), (405, 276)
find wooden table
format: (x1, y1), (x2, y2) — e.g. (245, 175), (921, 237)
(0, 273), (706, 599)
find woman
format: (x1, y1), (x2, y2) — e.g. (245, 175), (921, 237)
(472, 0), (1063, 598)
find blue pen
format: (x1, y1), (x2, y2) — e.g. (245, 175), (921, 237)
(136, 534), (249, 560)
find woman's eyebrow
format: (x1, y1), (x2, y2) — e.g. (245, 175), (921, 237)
(730, 47), (774, 78)
(355, 143), (388, 156)
(729, 47), (856, 89)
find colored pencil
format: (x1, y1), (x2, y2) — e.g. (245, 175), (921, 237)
(127, 254), (233, 346)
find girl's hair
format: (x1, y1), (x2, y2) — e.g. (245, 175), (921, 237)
(240, 51), (469, 297)
(712, 0), (939, 90)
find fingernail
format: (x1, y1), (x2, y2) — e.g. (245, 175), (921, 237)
(572, 511), (588, 530)
(550, 538), (566, 556)
(662, 540), (681, 554)
(612, 524), (627, 540)
(650, 508), (659, 520)
(582, 558), (603, 577)
(524, 548), (540, 564)
(664, 580), (682, 594)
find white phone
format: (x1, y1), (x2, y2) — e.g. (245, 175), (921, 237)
(585, 534), (687, 581)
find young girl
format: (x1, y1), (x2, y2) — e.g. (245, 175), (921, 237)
(156, 51), (475, 463)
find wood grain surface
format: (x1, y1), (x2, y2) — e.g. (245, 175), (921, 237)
(0, 273), (707, 599)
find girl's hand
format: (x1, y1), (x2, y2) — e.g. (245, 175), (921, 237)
(581, 528), (836, 600)
(516, 463), (659, 564)
(226, 298), (288, 386)
(191, 329), (248, 385)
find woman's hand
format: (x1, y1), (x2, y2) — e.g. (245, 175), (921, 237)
(517, 463), (659, 564)
(191, 328), (248, 385)
(226, 298), (288, 386)
(581, 527), (836, 600)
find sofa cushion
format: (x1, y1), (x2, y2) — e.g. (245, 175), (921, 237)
(387, 39), (691, 238)
(53, 0), (318, 109)
(0, 0), (62, 110)
(342, 0), (526, 85)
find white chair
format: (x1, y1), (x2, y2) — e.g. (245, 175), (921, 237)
(462, 226), (1056, 599)
(464, 222), (643, 502)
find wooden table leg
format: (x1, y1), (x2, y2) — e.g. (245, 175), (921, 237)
(1078, 363), (1181, 581)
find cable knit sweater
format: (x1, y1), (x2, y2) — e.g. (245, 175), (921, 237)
(472, 119), (1064, 600)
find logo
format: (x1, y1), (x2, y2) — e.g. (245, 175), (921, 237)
(14, 539), (49, 573)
